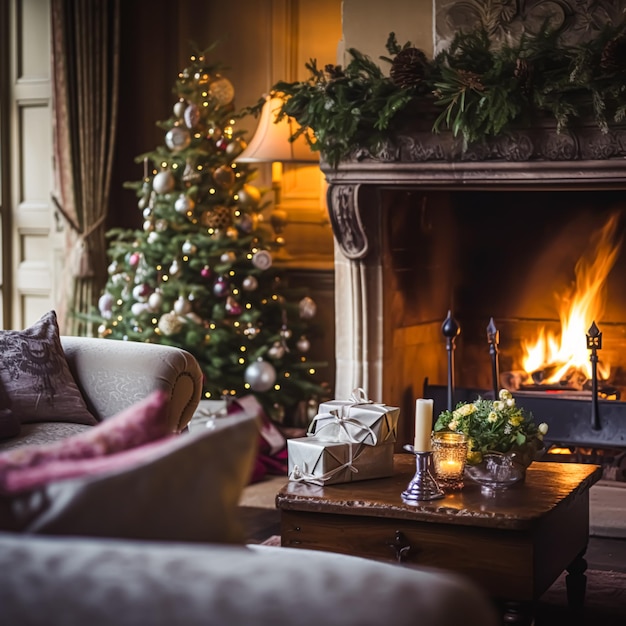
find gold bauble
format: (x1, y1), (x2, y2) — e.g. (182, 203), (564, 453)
(213, 165), (235, 189)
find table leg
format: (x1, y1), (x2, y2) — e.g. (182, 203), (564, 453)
(565, 548), (588, 610)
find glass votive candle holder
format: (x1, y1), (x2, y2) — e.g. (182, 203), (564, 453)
(431, 432), (468, 490)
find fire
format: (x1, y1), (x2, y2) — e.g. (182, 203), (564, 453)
(521, 212), (622, 386)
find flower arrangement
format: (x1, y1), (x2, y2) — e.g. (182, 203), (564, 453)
(433, 389), (548, 465)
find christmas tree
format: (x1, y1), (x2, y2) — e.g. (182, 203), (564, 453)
(95, 47), (326, 422)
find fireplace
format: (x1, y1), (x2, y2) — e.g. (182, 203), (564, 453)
(320, 0), (626, 460)
(322, 141), (626, 455)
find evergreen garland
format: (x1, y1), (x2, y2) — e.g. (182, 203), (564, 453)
(269, 23), (626, 167)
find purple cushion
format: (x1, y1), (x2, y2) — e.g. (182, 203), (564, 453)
(0, 311), (97, 426)
(0, 389), (172, 494)
(0, 410), (20, 441)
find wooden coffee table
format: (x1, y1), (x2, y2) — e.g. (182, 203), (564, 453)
(277, 454), (602, 624)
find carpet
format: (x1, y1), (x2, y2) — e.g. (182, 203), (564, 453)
(260, 536), (626, 624)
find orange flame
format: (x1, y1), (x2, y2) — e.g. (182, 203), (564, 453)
(521, 213), (622, 384)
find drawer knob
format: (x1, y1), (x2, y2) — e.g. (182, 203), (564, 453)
(387, 530), (411, 562)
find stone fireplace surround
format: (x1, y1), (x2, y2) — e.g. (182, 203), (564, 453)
(322, 124), (626, 449)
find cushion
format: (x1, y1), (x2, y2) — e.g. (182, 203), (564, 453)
(0, 311), (97, 426)
(0, 409), (259, 543)
(0, 389), (173, 493)
(0, 409), (20, 441)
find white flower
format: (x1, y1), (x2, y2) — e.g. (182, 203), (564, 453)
(538, 422), (549, 435)
(506, 398), (515, 407)
(499, 389), (512, 401)
(448, 418), (459, 431)
(492, 400), (504, 411)
(487, 412), (498, 423)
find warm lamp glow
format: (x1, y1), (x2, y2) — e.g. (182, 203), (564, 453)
(237, 96), (317, 164)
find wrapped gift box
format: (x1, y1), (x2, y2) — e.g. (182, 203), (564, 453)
(288, 436), (394, 486)
(310, 393), (399, 446)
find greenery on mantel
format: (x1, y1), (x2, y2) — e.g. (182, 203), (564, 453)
(263, 23), (626, 167)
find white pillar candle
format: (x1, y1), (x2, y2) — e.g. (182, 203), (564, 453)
(414, 398), (434, 451)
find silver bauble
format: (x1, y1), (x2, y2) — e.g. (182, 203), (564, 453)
(297, 336), (311, 353)
(268, 341), (286, 360)
(184, 103), (200, 129)
(165, 126), (191, 152)
(244, 359), (277, 392)
(182, 240), (197, 255)
(173, 100), (186, 118)
(175, 193), (194, 214)
(242, 275), (258, 291)
(152, 170), (175, 194)
(148, 290), (163, 311)
(131, 302), (149, 317)
(252, 250), (272, 270)
(174, 295), (192, 315)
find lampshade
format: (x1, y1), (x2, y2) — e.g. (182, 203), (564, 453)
(237, 96), (318, 163)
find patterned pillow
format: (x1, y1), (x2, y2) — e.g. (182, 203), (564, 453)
(0, 311), (97, 426)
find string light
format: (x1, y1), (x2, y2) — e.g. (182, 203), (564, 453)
(274, 384), (281, 390)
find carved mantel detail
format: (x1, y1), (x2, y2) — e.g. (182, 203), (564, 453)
(326, 184), (369, 260)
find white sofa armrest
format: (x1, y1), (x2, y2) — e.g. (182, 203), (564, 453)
(60, 336), (202, 432)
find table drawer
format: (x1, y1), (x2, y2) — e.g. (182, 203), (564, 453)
(281, 509), (536, 599)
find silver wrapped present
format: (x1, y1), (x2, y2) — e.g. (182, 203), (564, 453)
(287, 436), (394, 486)
(310, 388), (399, 446)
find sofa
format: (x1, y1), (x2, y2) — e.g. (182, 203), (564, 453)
(0, 327), (499, 626)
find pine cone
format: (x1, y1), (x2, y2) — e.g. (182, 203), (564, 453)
(456, 69), (484, 92)
(601, 32), (626, 72)
(390, 47), (429, 89)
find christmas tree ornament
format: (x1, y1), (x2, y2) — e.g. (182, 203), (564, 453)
(299, 296), (317, 319)
(208, 76), (235, 105)
(225, 295), (242, 316)
(183, 159), (202, 184)
(174, 193), (194, 214)
(200, 205), (232, 230)
(158, 312), (184, 336)
(147, 232), (159, 244)
(244, 358), (277, 392)
(132, 283), (151, 302)
(270, 209), (288, 233)
(297, 336), (311, 353)
(226, 138), (247, 158)
(98, 293), (114, 318)
(129, 252), (141, 267)
(155, 219), (169, 232)
(173, 99), (186, 118)
(153, 170), (175, 194)
(280, 326), (293, 340)
(138, 196), (147, 210)
(236, 212), (256, 234)
(242, 275), (258, 291)
(215, 137), (229, 151)
(184, 103), (200, 129)
(169, 260), (180, 275)
(182, 240), (197, 255)
(213, 165), (235, 189)
(107, 261), (118, 274)
(200, 265), (212, 280)
(237, 184), (261, 209)
(98, 324), (111, 338)
(143, 220), (154, 232)
(148, 290), (163, 310)
(142, 207), (153, 219)
(268, 341), (286, 360)
(225, 226), (239, 239)
(131, 302), (149, 317)
(174, 295), (192, 315)
(165, 126), (191, 152)
(213, 276), (229, 297)
(252, 250), (272, 270)
(220, 250), (236, 264)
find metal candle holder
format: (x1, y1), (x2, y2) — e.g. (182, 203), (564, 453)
(401, 445), (445, 503)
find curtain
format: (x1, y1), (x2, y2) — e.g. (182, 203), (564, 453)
(51, 0), (120, 336)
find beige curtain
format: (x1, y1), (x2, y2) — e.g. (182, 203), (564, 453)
(51, 0), (120, 336)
